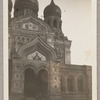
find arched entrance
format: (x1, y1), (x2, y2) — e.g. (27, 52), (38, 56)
(24, 68), (37, 97)
(24, 68), (48, 99)
(37, 69), (48, 97)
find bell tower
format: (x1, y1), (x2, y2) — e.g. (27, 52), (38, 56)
(44, 0), (62, 32)
(44, 0), (71, 64)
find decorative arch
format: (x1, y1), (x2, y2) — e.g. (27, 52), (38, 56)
(24, 64), (36, 73)
(67, 75), (75, 92)
(77, 75), (85, 92)
(14, 17), (52, 32)
(18, 36), (57, 61)
(24, 68), (48, 98)
(24, 63), (48, 74)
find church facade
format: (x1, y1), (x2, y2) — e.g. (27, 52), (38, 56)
(8, 0), (92, 100)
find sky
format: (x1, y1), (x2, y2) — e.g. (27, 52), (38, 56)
(11, 0), (95, 66)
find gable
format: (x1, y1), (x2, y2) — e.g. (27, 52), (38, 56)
(18, 36), (57, 61)
(11, 17), (51, 33)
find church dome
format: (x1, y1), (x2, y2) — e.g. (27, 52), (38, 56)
(15, 0), (39, 6)
(14, 0), (39, 16)
(44, 0), (61, 18)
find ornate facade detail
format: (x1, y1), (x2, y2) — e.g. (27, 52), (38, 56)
(8, 0), (92, 100)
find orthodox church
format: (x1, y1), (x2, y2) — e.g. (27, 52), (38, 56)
(8, 0), (92, 100)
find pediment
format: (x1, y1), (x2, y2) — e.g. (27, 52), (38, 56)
(27, 51), (46, 61)
(11, 17), (51, 33)
(18, 36), (57, 61)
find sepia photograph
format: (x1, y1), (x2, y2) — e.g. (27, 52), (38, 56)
(6, 0), (97, 100)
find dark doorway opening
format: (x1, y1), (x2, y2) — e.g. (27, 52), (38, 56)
(24, 68), (37, 97)
(24, 68), (48, 99)
(37, 69), (48, 97)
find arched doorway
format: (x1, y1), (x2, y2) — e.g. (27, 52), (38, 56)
(24, 68), (37, 97)
(37, 69), (48, 98)
(24, 68), (48, 99)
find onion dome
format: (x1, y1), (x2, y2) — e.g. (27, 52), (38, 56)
(44, 0), (61, 18)
(15, 0), (39, 6)
(14, 0), (39, 16)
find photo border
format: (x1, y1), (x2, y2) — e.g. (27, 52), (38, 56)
(0, 0), (3, 99)
(0, 0), (98, 100)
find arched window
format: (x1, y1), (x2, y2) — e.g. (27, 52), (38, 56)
(60, 77), (66, 93)
(77, 76), (84, 92)
(53, 19), (57, 28)
(24, 9), (30, 15)
(67, 75), (75, 92)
